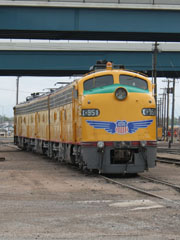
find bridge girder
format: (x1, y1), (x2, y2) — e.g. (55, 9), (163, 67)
(0, 4), (180, 41)
(0, 50), (179, 78)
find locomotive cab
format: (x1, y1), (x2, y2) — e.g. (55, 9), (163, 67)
(78, 62), (156, 173)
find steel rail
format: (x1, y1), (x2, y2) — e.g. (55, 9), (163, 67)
(157, 149), (180, 155)
(100, 175), (180, 205)
(140, 175), (180, 192)
(156, 158), (180, 166)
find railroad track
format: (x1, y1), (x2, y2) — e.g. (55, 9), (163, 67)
(156, 157), (180, 166)
(157, 147), (180, 155)
(157, 150), (180, 155)
(100, 175), (180, 206)
(2, 143), (180, 205)
(140, 175), (180, 192)
(2, 143), (180, 207)
(0, 143), (21, 152)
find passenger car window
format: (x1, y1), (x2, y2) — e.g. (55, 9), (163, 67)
(84, 75), (114, 91)
(119, 75), (148, 90)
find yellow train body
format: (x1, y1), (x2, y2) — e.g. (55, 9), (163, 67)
(14, 63), (156, 174)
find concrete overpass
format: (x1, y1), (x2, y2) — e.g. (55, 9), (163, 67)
(0, 41), (180, 77)
(0, 1), (180, 78)
(0, 0), (180, 41)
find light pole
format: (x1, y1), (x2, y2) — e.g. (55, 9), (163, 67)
(16, 76), (20, 105)
(166, 79), (170, 141)
(170, 78), (175, 144)
(152, 42), (159, 105)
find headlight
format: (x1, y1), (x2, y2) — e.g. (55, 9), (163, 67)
(115, 87), (127, 101)
(141, 141), (147, 147)
(142, 108), (156, 116)
(97, 141), (104, 148)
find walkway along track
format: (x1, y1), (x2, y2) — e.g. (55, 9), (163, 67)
(100, 175), (180, 206)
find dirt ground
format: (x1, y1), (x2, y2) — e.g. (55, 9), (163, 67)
(0, 143), (180, 240)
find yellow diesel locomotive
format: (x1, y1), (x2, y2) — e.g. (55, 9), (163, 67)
(14, 62), (156, 174)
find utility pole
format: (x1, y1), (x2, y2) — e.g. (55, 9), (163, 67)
(152, 42), (159, 141)
(159, 99), (162, 126)
(16, 76), (20, 105)
(152, 42), (159, 104)
(170, 78), (175, 144)
(157, 100), (160, 127)
(164, 92), (166, 139)
(162, 79), (172, 141)
(161, 96), (164, 128)
(159, 91), (167, 139)
(166, 79), (170, 141)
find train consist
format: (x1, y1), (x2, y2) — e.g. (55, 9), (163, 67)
(14, 62), (156, 174)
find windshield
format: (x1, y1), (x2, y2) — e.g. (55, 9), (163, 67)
(84, 75), (114, 91)
(119, 75), (148, 90)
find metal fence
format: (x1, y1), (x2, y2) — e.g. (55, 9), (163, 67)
(0, 0), (180, 5)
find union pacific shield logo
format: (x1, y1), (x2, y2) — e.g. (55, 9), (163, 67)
(115, 121), (128, 135)
(86, 119), (153, 135)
